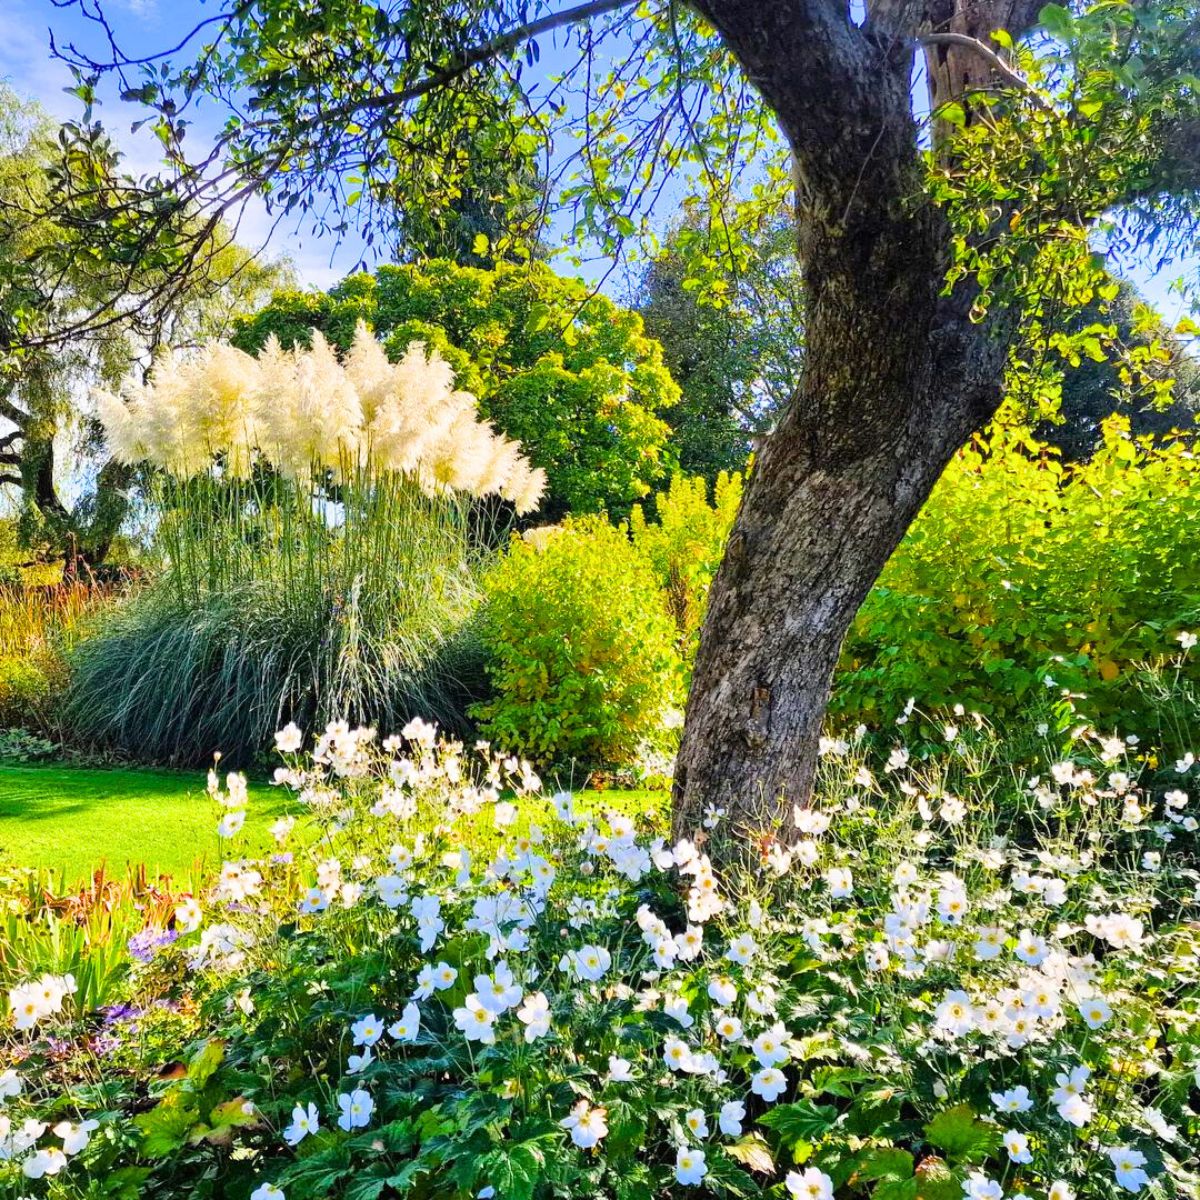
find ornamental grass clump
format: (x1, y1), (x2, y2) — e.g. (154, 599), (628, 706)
(69, 327), (545, 764)
(2, 679), (1197, 1199)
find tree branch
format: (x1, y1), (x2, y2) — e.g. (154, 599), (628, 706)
(0, 474), (20, 487)
(917, 31), (1051, 110)
(276, 0), (639, 123)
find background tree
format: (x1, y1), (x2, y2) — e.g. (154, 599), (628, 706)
(39, 0), (1200, 858)
(1037, 280), (1200, 460)
(637, 212), (805, 480)
(232, 259), (679, 519)
(0, 86), (290, 573)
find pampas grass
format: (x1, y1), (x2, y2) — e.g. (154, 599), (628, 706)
(70, 328), (531, 764)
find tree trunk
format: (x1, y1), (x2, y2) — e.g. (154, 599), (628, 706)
(670, 0), (1029, 854)
(671, 346), (992, 848)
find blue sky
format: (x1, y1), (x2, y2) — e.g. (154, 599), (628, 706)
(1, 0), (1197, 323)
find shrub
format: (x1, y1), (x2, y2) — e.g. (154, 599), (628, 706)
(1, 705), (1196, 1199)
(836, 419), (1200, 746)
(0, 583), (113, 735)
(472, 518), (685, 768)
(630, 470), (743, 653)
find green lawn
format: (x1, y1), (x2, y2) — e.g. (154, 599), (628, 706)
(0, 764), (290, 886)
(0, 764), (663, 886)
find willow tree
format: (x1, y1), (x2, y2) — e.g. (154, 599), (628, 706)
(45, 0), (1200, 854)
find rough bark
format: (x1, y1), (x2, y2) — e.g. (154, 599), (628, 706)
(672, 0), (1028, 849)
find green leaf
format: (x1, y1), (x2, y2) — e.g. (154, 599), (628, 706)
(478, 1143), (542, 1200)
(1038, 3), (1075, 39)
(852, 1148), (914, 1183)
(922, 1105), (1001, 1164)
(725, 1135), (775, 1174)
(209, 1097), (258, 1129)
(472, 233), (490, 256)
(939, 102), (967, 128)
(810, 1066), (872, 1098)
(915, 1156), (963, 1200)
(758, 1100), (838, 1146)
(134, 1092), (201, 1157)
(186, 1039), (225, 1087)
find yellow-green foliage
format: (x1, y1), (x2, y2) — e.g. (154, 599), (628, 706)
(630, 470), (743, 653)
(837, 418), (1200, 737)
(472, 517), (684, 767)
(0, 583), (110, 732)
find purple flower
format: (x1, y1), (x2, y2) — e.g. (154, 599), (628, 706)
(127, 927), (180, 964)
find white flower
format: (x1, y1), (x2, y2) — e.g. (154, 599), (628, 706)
(572, 945), (612, 982)
(973, 926), (1006, 960)
(23, 1147), (68, 1178)
(1003, 1130), (1032, 1164)
(351, 1014), (385, 1046)
(991, 1086), (1033, 1114)
(414, 962), (458, 999)
(725, 933), (758, 966)
(388, 1002), (421, 1043)
(53, 1118), (99, 1156)
(0, 1069), (21, 1099)
(217, 809), (246, 838)
(751, 1023), (790, 1067)
(375, 875), (407, 908)
(714, 1011), (743, 1042)
(607, 1055), (634, 1082)
(1052, 1066), (1092, 1127)
(1108, 1147), (1150, 1193)
(174, 898), (203, 933)
(251, 1184), (286, 1200)
(347, 1048), (374, 1074)
(825, 866), (853, 898)
(661, 994), (692, 1029)
(787, 1168), (834, 1200)
(934, 990), (975, 1037)
(707, 977), (737, 1007)
(453, 996), (498, 1044)
(1177, 631), (1197, 650)
(474, 961), (523, 1013)
(963, 1174), (1002, 1200)
(751, 1066), (787, 1102)
(1014, 929), (1048, 966)
(1048, 1183), (1074, 1200)
(718, 1100), (745, 1137)
(517, 992), (551, 1041)
(274, 722), (304, 753)
(1078, 996), (1112, 1029)
(283, 1102), (320, 1146)
(336, 1089), (374, 1131)
(674, 926), (704, 961)
(663, 1036), (694, 1073)
(559, 1100), (607, 1149)
(675, 1146), (708, 1186)
(684, 1108), (709, 1139)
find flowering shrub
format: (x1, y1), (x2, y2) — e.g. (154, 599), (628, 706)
(2, 709), (1198, 1199)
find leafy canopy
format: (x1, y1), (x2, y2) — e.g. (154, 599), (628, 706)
(232, 259), (680, 518)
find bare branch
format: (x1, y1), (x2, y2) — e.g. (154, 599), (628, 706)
(918, 32), (1052, 111)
